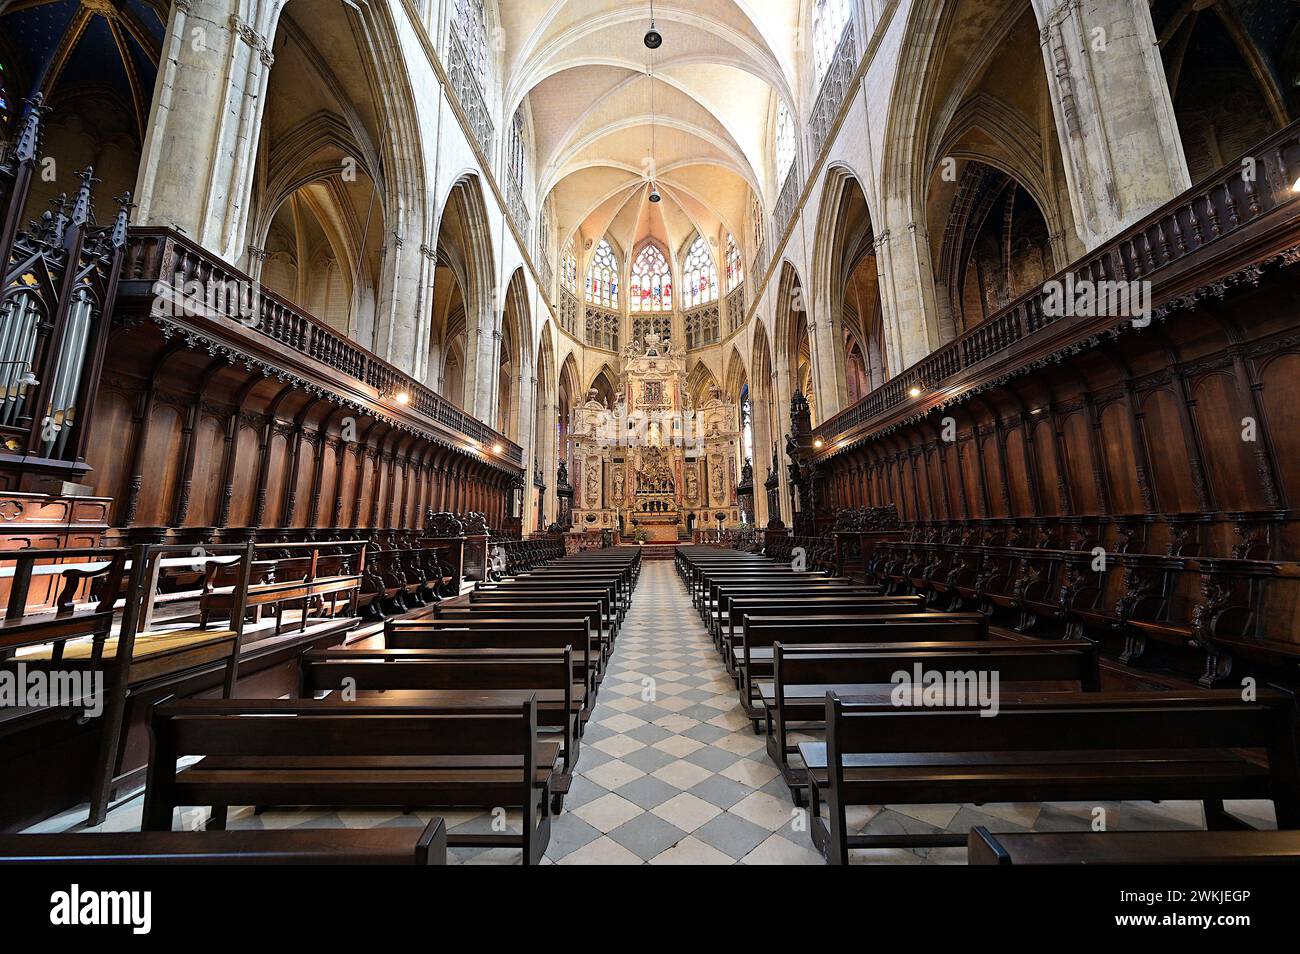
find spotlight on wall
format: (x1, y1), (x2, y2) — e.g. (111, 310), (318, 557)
(492, 443), (504, 454)
(394, 391), (410, 405)
(1292, 173), (1300, 193)
(812, 438), (824, 449)
(908, 386), (922, 398)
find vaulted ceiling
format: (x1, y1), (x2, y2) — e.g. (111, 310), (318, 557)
(499, 0), (801, 266)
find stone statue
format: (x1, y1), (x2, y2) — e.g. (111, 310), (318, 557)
(612, 466), (625, 502)
(685, 466), (699, 502)
(710, 462), (724, 502)
(584, 461), (600, 507)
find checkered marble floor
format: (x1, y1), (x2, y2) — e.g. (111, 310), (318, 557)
(49, 560), (1279, 863)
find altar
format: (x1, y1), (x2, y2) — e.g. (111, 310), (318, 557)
(569, 333), (742, 538)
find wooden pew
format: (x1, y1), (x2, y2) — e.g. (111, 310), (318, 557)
(467, 586), (619, 640)
(2, 543), (259, 825)
(967, 827), (1300, 865)
(385, 617), (598, 716)
(478, 579), (624, 631)
(806, 689), (1300, 863)
(763, 639), (1101, 800)
(199, 540), (365, 636)
(706, 581), (881, 640)
(735, 613), (988, 717)
(299, 646), (577, 811)
(142, 696), (555, 864)
(439, 600), (611, 667)
(719, 595), (926, 663)
(0, 820), (448, 865)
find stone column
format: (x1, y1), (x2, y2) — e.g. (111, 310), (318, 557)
(134, 0), (282, 264)
(807, 298), (848, 425)
(873, 216), (946, 373)
(1034, 0), (1190, 249)
(370, 229), (429, 373)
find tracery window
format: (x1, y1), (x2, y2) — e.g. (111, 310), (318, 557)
(812, 0), (852, 86)
(724, 233), (743, 292)
(682, 235), (718, 308)
(454, 0), (490, 94)
(561, 239), (578, 291)
(775, 100), (796, 184)
(630, 243), (672, 313)
(507, 109), (527, 189)
(585, 239), (619, 308)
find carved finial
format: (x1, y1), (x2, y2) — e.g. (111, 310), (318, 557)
(15, 94), (48, 164)
(69, 167), (100, 231)
(111, 191), (135, 248)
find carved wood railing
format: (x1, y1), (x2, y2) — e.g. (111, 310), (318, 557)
(814, 120), (1300, 457)
(120, 227), (523, 468)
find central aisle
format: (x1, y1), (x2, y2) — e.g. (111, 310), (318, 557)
(545, 559), (823, 864)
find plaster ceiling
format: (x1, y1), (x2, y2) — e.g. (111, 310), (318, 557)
(500, 0), (801, 271)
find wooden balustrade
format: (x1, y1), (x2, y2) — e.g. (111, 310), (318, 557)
(120, 228), (523, 468)
(814, 120), (1300, 455)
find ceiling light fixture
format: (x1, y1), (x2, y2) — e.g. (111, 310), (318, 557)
(644, 0), (661, 48)
(646, 33), (661, 204)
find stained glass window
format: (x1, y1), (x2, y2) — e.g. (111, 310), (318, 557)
(813, 0), (852, 86)
(630, 243), (672, 313)
(682, 235), (718, 308)
(585, 239), (618, 308)
(725, 233), (743, 292)
(776, 100), (796, 184)
(561, 238), (577, 291)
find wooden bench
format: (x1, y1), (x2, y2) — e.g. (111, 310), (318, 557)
(735, 613), (988, 717)
(385, 617), (598, 715)
(142, 696), (555, 864)
(0, 821), (448, 865)
(299, 645), (578, 810)
(707, 582), (884, 642)
(439, 600), (611, 666)
(763, 639), (1101, 800)
(967, 826), (1300, 865)
(468, 586), (619, 639)
(199, 541), (365, 636)
(806, 689), (1300, 863)
(719, 596), (927, 664)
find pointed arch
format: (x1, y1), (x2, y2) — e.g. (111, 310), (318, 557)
(433, 173), (496, 419)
